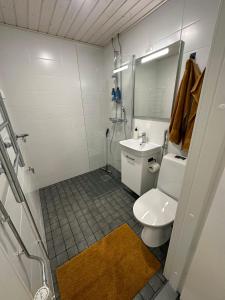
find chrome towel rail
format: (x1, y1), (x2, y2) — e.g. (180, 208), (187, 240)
(0, 92), (48, 258)
(0, 92), (50, 297)
(0, 200), (48, 287)
(0, 94), (25, 167)
(0, 124), (48, 258)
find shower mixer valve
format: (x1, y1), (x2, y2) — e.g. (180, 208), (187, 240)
(16, 133), (29, 143)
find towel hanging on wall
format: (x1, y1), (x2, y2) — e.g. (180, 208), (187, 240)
(182, 68), (205, 151)
(169, 58), (205, 152)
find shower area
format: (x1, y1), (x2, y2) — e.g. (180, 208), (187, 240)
(105, 35), (134, 173)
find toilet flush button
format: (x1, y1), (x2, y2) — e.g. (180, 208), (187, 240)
(218, 103), (225, 110)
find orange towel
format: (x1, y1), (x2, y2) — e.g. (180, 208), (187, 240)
(169, 59), (204, 151)
(182, 69), (205, 151)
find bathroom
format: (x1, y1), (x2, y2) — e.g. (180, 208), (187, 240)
(0, 0), (224, 299)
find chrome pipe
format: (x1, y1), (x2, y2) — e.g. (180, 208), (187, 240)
(0, 200), (47, 286)
(0, 95), (25, 167)
(0, 120), (8, 131)
(14, 153), (20, 174)
(131, 55), (136, 132)
(0, 136), (49, 258)
(161, 129), (169, 161)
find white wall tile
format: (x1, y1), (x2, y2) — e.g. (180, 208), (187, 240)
(0, 26), (107, 187)
(76, 43), (107, 171)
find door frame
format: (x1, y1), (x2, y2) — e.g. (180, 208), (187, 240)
(164, 0), (225, 291)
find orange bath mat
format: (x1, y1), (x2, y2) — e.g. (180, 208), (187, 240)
(56, 223), (160, 300)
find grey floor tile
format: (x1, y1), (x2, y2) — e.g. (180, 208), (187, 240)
(94, 230), (104, 240)
(55, 242), (66, 256)
(48, 247), (56, 259)
(65, 237), (75, 250)
(67, 245), (79, 259)
(77, 240), (88, 252)
(148, 275), (164, 292)
(56, 251), (68, 266)
(153, 282), (178, 300)
(140, 284), (154, 300)
(133, 293), (144, 300)
(86, 235), (96, 246)
(40, 167), (168, 300)
(50, 257), (58, 272)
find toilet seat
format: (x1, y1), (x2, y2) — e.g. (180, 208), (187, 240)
(133, 189), (177, 227)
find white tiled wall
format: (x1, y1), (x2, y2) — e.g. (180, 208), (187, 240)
(0, 25), (107, 189)
(104, 0), (220, 170)
(76, 43), (107, 171)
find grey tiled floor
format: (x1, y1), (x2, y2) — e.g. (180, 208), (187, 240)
(40, 168), (168, 300)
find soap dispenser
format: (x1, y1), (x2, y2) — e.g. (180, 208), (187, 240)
(112, 88), (116, 101)
(115, 87), (121, 102)
(133, 127), (139, 139)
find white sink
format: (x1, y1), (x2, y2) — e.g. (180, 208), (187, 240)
(119, 138), (161, 157)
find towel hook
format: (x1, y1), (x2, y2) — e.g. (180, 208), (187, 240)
(190, 52), (196, 60)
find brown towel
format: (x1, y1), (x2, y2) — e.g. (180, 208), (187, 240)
(182, 69), (205, 151)
(169, 59), (203, 151)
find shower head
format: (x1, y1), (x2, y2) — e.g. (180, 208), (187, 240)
(34, 285), (52, 300)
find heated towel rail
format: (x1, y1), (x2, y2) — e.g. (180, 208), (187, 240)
(0, 92), (49, 287)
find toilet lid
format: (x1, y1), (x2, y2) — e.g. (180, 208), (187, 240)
(133, 189), (177, 227)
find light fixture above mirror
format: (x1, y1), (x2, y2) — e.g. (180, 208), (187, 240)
(113, 64), (129, 74)
(133, 40), (184, 120)
(141, 48), (169, 64)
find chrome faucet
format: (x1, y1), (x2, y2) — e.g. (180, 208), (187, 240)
(140, 132), (147, 145)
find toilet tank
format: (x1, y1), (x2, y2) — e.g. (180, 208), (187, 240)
(157, 153), (187, 200)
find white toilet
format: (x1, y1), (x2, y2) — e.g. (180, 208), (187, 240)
(133, 153), (186, 247)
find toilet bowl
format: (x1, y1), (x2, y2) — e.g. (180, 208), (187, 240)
(133, 153), (186, 247)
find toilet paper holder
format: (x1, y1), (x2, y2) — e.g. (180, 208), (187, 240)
(148, 157), (156, 163)
(148, 157), (160, 173)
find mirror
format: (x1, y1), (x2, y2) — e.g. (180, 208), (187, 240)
(134, 41), (183, 120)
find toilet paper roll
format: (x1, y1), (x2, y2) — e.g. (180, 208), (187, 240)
(148, 162), (160, 173)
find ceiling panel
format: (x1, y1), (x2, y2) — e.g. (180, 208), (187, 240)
(28, 0), (42, 30)
(0, 0), (16, 25)
(74, 0), (112, 41)
(81, 0), (127, 42)
(48, 0), (71, 35)
(118, 0), (168, 35)
(65, 0), (99, 39)
(14, 0), (27, 28)
(97, 0), (167, 46)
(0, 0), (168, 46)
(38, 0), (57, 33)
(57, 0), (85, 36)
(89, 0), (142, 44)
(0, 3), (4, 22)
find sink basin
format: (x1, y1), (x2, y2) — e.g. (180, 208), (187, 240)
(119, 139), (161, 157)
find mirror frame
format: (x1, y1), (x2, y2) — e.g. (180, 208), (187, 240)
(132, 40), (184, 121)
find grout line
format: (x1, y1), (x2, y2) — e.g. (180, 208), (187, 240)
(75, 43), (91, 171)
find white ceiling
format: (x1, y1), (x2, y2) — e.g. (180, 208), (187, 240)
(0, 0), (167, 46)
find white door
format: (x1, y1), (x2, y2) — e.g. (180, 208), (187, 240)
(181, 167), (225, 300)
